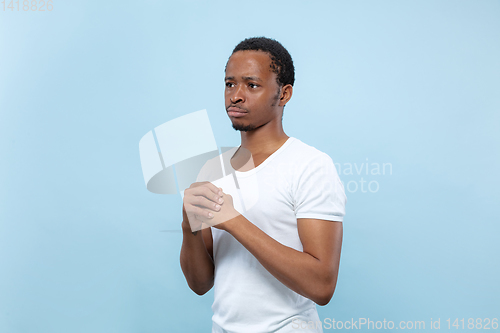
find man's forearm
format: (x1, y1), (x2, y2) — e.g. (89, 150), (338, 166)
(224, 216), (340, 306)
(180, 221), (214, 295)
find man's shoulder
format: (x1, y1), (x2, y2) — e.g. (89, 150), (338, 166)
(284, 137), (332, 164)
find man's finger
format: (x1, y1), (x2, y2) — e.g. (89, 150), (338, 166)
(190, 181), (222, 196)
(187, 205), (214, 220)
(188, 185), (224, 205)
(191, 196), (222, 212)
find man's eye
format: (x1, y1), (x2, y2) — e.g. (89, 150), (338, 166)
(225, 82), (234, 88)
(249, 83), (258, 88)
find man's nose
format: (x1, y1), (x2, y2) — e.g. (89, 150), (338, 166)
(230, 85), (245, 104)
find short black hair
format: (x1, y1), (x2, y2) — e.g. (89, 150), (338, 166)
(227, 37), (295, 87)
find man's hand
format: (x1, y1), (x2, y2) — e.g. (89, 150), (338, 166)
(208, 192), (240, 231)
(183, 182), (224, 233)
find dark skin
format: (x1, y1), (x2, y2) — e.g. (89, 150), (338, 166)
(224, 50), (291, 162)
(180, 50), (343, 306)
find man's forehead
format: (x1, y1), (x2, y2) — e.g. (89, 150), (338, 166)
(225, 50), (275, 76)
(225, 75), (263, 82)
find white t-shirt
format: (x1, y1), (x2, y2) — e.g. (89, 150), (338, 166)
(196, 137), (346, 333)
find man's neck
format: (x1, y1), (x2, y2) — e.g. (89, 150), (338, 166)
(238, 122), (289, 164)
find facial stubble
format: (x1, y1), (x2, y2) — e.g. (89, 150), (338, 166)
(232, 87), (282, 132)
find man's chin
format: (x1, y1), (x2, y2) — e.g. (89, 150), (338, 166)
(232, 122), (256, 132)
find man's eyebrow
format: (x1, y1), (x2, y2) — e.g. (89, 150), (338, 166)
(224, 76), (263, 82)
(242, 76), (262, 82)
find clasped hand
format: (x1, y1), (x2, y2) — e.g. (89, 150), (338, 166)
(182, 182), (240, 233)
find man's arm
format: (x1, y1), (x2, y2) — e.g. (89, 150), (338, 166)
(212, 197), (342, 306)
(180, 218), (214, 295)
(179, 182), (220, 295)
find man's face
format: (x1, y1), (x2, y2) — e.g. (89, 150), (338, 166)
(224, 50), (282, 132)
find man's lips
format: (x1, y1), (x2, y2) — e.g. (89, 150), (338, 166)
(227, 107), (248, 117)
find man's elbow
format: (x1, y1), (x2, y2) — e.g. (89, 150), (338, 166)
(187, 279), (214, 296)
(192, 287), (210, 296)
(312, 279), (338, 306)
(314, 291), (334, 306)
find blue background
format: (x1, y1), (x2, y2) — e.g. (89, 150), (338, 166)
(1, 0), (499, 332)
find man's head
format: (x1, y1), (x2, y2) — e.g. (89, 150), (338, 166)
(225, 37), (294, 132)
(227, 37), (295, 88)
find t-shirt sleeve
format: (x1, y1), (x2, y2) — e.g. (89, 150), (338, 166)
(293, 152), (346, 222)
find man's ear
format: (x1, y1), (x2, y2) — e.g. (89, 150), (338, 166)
(279, 84), (293, 106)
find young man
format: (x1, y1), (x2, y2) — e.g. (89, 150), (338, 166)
(180, 37), (346, 333)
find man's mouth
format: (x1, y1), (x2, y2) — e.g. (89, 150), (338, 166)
(227, 106), (248, 118)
